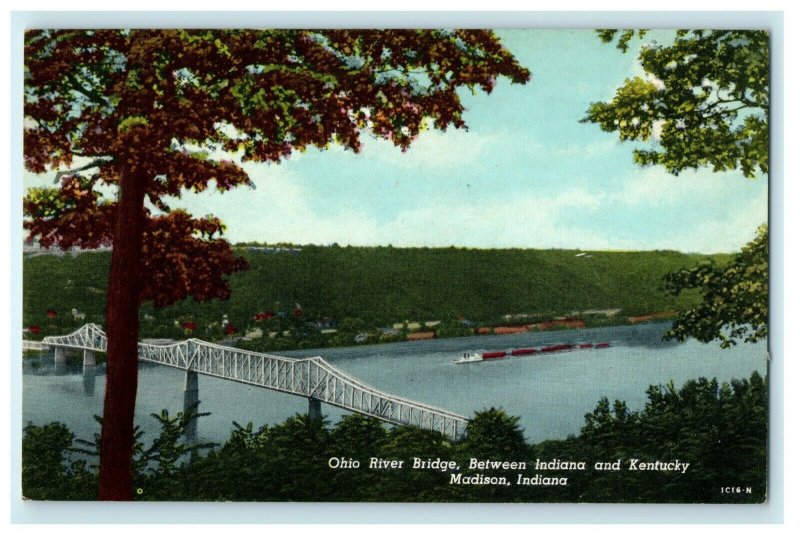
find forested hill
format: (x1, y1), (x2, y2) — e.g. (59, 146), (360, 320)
(23, 245), (729, 337)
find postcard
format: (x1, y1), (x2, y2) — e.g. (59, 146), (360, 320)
(20, 27), (771, 506)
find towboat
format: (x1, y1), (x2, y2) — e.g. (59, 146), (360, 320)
(453, 350), (509, 364)
(453, 351), (489, 364)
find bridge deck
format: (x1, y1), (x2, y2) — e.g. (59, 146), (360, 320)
(38, 324), (468, 439)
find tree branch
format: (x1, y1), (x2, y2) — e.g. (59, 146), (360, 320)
(714, 88), (768, 112)
(698, 101), (763, 122)
(53, 157), (114, 183)
(65, 72), (111, 107)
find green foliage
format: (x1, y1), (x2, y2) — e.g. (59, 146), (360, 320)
(116, 115), (150, 132)
(547, 372), (768, 502)
(22, 422), (96, 500)
(136, 406), (216, 499)
(24, 245), (722, 342)
(375, 426), (456, 502)
(24, 187), (72, 219)
(261, 414), (332, 500)
(54, 409), (214, 500)
(186, 413), (334, 501)
(460, 408), (528, 460)
(663, 224), (768, 347)
(433, 320), (474, 338)
(454, 408), (530, 501)
(22, 373), (767, 503)
(597, 29), (649, 53)
(584, 30), (768, 178)
(182, 421), (272, 500)
(327, 414), (389, 500)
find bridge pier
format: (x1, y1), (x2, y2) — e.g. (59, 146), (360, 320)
(308, 397), (322, 422)
(183, 370), (199, 440)
(54, 346), (66, 365)
(82, 365), (97, 397)
(83, 349), (96, 367)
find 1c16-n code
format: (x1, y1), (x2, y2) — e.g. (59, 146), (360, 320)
(720, 486), (752, 494)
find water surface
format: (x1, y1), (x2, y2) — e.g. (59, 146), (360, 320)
(23, 322), (767, 445)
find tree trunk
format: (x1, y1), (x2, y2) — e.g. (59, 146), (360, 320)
(98, 165), (147, 500)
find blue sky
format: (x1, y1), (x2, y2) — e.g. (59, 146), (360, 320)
(24, 29), (768, 253)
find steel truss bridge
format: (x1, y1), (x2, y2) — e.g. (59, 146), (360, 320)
(26, 324), (468, 439)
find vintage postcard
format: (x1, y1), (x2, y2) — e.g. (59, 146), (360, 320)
(20, 27), (771, 506)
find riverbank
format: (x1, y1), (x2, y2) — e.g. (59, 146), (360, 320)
(22, 311), (680, 356)
(233, 311), (679, 353)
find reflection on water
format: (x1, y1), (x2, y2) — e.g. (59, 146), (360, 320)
(22, 322), (767, 445)
(82, 365), (98, 397)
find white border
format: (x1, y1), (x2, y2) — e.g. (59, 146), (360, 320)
(4, 9), (789, 525)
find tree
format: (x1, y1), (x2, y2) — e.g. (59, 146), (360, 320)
(328, 414), (388, 500)
(584, 30), (768, 178)
(455, 408), (531, 501)
(534, 373), (768, 503)
(459, 407), (529, 460)
(663, 224), (768, 347)
(23, 29), (530, 499)
(583, 30), (768, 346)
(22, 422), (97, 500)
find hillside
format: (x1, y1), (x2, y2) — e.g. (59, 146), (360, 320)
(23, 245), (729, 343)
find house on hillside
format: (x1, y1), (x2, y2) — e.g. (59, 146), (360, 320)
(354, 332), (371, 344)
(494, 326), (530, 335)
(379, 327), (400, 336)
(310, 318), (337, 330)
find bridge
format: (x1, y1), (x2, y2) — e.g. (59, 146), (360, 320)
(26, 324), (469, 440)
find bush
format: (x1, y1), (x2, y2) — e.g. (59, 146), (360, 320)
(21, 374), (767, 503)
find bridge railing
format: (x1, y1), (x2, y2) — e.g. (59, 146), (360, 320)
(306, 357), (468, 437)
(42, 323), (107, 352)
(22, 340), (49, 351)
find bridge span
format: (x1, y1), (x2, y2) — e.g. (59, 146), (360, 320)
(26, 324), (469, 439)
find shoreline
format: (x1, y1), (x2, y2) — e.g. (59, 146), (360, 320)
(271, 320), (678, 358)
(21, 318), (679, 360)
(238, 315), (679, 355)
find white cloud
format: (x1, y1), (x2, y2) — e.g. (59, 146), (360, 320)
(169, 161), (378, 245)
(644, 72), (666, 91)
(598, 166), (768, 253)
(221, 182), (619, 250)
(612, 167), (756, 207)
(371, 188), (604, 248)
(177, 167), (623, 249)
(649, 193), (768, 254)
(23, 144), (768, 255)
(355, 127), (503, 170)
(551, 138), (618, 158)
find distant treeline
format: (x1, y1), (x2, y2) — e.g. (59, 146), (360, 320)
(22, 373), (767, 503)
(23, 245), (730, 342)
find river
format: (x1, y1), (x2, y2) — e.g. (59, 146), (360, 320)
(22, 322), (767, 446)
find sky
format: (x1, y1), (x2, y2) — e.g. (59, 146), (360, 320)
(23, 29), (769, 254)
